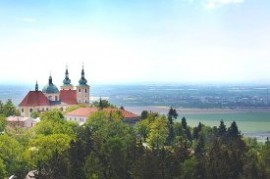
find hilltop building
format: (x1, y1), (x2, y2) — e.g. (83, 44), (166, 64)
(65, 107), (139, 125)
(19, 66), (90, 117)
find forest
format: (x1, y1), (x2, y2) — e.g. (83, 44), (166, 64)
(0, 101), (270, 179)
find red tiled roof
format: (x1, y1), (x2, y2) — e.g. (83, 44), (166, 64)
(66, 107), (138, 119)
(67, 107), (98, 117)
(60, 90), (77, 105)
(120, 109), (139, 119)
(19, 91), (49, 107)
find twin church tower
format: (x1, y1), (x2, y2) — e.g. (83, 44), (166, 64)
(19, 66), (90, 117)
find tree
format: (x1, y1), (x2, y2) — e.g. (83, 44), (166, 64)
(27, 134), (72, 179)
(167, 107), (178, 145)
(141, 110), (149, 120)
(34, 110), (76, 137)
(0, 115), (6, 133)
(1, 99), (19, 117)
(0, 158), (7, 179)
(228, 121), (240, 138)
(147, 116), (169, 150)
(181, 117), (192, 141)
(85, 110), (136, 179)
(181, 117), (187, 129)
(218, 120), (227, 137)
(0, 134), (24, 177)
(167, 106), (178, 125)
(193, 122), (203, 140)
(92, 98), (114, 109)
(40, 109), (64, 122)
(136, 119), (150, 141)
(31, 111), (40, 118)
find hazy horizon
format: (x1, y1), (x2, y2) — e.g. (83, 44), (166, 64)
(1, 0), (270, 85)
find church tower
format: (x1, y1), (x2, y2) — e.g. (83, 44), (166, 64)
(76, 65), (90, 104)
(61, 66), (73, 90)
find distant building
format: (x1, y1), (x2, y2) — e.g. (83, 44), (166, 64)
(65, 107), (139, 125)
(6, 116), (39, 128)
(19, 66), (90, 117)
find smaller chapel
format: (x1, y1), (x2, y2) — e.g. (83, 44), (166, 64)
(19, 66), (90, 117)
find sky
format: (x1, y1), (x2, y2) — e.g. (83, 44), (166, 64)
(0, 0), (270, 86)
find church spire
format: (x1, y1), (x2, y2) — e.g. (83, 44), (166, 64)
(49, 75), (52, 85)
(63, 65), (71, 85)
(79, 64), (88, 85)
(35, 81), (39, 91)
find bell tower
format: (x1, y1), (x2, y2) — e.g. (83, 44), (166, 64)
(76, 65), (90, 104)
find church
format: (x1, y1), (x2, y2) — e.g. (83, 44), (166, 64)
(19, 66), (90, 117)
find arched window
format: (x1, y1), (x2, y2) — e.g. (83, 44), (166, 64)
(30, 108), (33, 113)
(85, 89), (87, 93)
(21, 108), (24, 113)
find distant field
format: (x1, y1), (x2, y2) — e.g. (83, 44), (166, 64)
(126, 106), (270, 141)
(182, 112), (270, 133)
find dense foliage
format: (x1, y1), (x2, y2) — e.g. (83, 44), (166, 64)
(0, 108), (270, 178)
(0, 99), (19, 117)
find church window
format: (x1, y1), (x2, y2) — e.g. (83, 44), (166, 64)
(79, 89), (81, 92)
(30, 108), (33, 113)
(55, 96), (58, 101)
(21, 108), (24, 113)
(85, 89), (87, 93)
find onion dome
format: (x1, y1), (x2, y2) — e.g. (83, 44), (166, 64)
(42, 75), (59, 94)
(63, 66), (72, 86)
(78, 65), (88, 85)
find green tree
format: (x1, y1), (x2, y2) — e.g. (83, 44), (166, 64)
(0, 134), (24, 177)
(167, 107), (178, 145)
(181, 117), (187, 129)
(34, 110), (76, 137)
(31, 111), (40, 118)
(147, 116), (169, 150)
(92, 98), (114, 109)
(218, 120), (227, 137)
(193, 122), (203, 140)
(180, 156), (199, 179)
(168, 106), (178, 125)
(85, 110), (136, 179)
(136, 119), (150, 141)
(141, 110), (149, 120)
(0, 115), (7, 133)
(228, 121), (240, 138)
(2, 99), (19, 117)
(258, 138), (270, 178)
(0, 158), (7, 179)
(27, 134), (72, 178)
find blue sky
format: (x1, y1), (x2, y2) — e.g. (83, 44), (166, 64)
(0, 0), (270, 86)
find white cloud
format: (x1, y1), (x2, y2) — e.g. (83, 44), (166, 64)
(205, 0), (245, 9)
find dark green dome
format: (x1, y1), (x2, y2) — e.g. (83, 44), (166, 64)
(42, 75), (59, 94)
